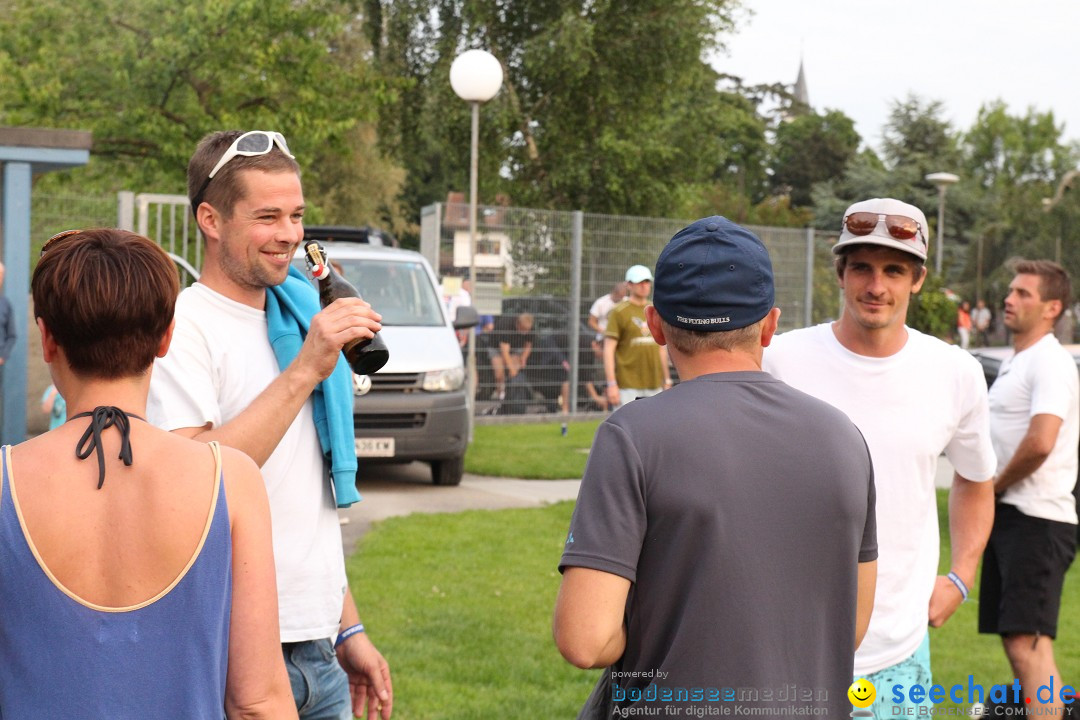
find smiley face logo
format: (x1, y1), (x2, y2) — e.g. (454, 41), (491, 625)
(848, 678), (876, 708)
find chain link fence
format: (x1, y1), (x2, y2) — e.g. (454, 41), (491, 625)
(422, 202), (822, 418)
(28, 193), (117, 258)
(24, 193), (839, 423)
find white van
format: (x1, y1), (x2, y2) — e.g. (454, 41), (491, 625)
(293, 241), (477, 485)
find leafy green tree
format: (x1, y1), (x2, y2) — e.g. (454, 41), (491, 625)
(908, 272), (958, 340)
(957, 101), (1080, 306)
(771, 109), (860, 207)
(367, 0), (760, 221)
(0, 0), (407, 229)
(882, 95), (962, 172)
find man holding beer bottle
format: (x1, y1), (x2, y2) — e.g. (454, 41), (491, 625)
(148, 130), (392, 720)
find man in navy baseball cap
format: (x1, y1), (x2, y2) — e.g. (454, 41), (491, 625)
(556, 216), (878, 718)
(652, 216), (775, 334)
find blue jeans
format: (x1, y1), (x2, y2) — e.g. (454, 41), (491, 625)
(283, 640), (352, 720)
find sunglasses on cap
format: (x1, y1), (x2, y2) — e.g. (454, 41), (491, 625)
(40, 229), (83, 256)
(843, 212), (925, 245)
(191, 131), (294, 211)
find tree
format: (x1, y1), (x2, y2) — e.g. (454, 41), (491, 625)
(0, 0), (408, 229)
(771, 109), (860, 207)
(882, 95), (962, 172)
(367, 0), (760, 221)
(958, 101), (1080, 307)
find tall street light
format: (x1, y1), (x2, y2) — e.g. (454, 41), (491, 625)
(450, 49), (503, 435)
(925, 172), (959, 275)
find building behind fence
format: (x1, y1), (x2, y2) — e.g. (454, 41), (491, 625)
(27, 192), (835, 419)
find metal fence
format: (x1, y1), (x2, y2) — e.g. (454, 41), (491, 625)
(29, 193), (118, 252)
(421, 202), (819, 417)
(25, 192), (835, 421)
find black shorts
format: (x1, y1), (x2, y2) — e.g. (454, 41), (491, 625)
(979, 503), (1076, 638)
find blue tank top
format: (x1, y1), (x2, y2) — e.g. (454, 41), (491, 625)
(0, 442), (232, 719)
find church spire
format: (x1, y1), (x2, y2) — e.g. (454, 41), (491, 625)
(794, 57), (809, 108)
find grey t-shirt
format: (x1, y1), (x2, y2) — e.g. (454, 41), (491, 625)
(560, 371), (876, 717)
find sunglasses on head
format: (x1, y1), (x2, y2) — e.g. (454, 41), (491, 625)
(191, 131), (294, 211)
(40, 229), (83, 256)
(843, 212), (925, 245)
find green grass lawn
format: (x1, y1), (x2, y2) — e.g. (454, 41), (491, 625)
(349, 474), (1080, 717)
(465, 420), (601, 479)
(929, 491), (1080, 709)
(347, 501), (597, 719)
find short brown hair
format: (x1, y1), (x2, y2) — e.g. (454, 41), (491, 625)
(32, 228), (179, 379)
(188, 130), (300, 218)
(660, 318), (762, 355)
(1007, 257), (1072, 321)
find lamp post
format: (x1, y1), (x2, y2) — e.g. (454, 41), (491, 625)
(450, 49), (503, 436)
(925, 172), (959, 275)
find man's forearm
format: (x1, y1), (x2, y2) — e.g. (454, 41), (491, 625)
(603, 339), (617, 384)
(947, 473), (995, 584)
(994, 414), (1062, 493)
(340, 584), (361, 631)
(994, 444), (1050, 493)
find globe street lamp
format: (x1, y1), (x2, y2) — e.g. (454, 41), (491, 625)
(925, 172), (959, 275)
(450, 49), (503, 433)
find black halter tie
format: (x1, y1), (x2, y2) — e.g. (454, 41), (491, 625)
(69, 407), (145, 489)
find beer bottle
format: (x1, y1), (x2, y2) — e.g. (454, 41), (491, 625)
(303, 240), (390, 375)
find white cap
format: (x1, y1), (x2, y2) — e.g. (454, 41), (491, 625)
(625, 264), (654, 283)
(834, 198), (929, 261)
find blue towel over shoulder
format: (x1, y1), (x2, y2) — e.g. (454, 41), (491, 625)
(265, 266), (362, 508)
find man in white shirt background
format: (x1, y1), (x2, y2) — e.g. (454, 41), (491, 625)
(979, 259), (1078, 717)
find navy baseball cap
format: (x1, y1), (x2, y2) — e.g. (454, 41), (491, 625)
(652, 216), (775, 332)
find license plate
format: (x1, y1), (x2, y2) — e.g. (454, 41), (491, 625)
(355, 437), (395, 457)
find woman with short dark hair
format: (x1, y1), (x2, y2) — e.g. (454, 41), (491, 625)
(0, 228), (296, 718)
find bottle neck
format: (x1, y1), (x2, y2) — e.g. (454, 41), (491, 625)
(312, 263), (330, 280)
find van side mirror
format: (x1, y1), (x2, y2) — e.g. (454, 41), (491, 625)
(452, 305), (479, 330)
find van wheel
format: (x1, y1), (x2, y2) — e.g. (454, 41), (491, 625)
(431, 456), (465, 486)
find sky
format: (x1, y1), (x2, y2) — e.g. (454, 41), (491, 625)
(713, 0), (1080, 152)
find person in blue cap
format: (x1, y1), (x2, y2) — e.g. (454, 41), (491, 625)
(555, 217), (878, 718)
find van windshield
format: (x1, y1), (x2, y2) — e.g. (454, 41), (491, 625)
(336, 259), (445, 327)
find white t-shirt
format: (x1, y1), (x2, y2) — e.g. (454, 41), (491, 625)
(147, 283), (347, 642)
(445, 288), (471, 320)
(589, 294), (620, 335)
(990, 333), (1079, 524)
(763, 323), (996, 676)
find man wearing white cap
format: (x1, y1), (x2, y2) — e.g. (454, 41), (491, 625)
(763, 198), (996, 717)
(603, 264), (672, 407)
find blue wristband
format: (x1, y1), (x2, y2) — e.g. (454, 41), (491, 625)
(334, 623), (365, 649)
(946, 571), (968, 602)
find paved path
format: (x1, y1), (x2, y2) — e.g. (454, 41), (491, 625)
(339, 462), (579, 555)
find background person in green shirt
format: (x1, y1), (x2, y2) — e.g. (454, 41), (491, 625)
(603, 265), (672, 407)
